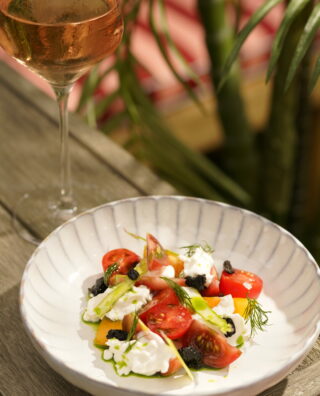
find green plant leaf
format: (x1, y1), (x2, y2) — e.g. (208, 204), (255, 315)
(76, 64), (116, 113)
(94, 89), (120, 119)
(100, 110), (127, 135)
(285, 3), (320, 90)
(267, 0), (312, 82)
(221, 0), (284, 87)
(309, 54), (320, 91)
(148, 0), (205, 112)
(158, 0), (201, 84)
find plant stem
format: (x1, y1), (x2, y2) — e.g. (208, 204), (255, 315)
(262, 2), (312, 225)
(288, 46), (312, 236)
(53, 85), (76, 212)
(197, 0), (258, 198)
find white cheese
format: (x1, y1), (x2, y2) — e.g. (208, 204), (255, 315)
(83, 289), (108, 322)
(83, 285), (151, 322)
(224, 313), (250, 347)
(106, 285), (151, 321)
(103, 331), (175, 376)
(160, 265), (175, 278)
(179, 247), (215, 286)
(212, 294), (235, 316)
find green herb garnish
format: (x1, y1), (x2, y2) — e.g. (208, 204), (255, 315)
(244, 297), (270, 337)
(125, 340), (138, 353)
(104, 263), (119, 285)
(127, 312), (139, 341)
(180, 241), (214, 257)
(125, 229), (146, 242)
(161, 277), (193, 311)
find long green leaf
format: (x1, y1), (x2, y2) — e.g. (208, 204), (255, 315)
(124, 66), (251, 205)
(76, 65), (99, 113)
(267, 0), (312, 82)
(221, 0), (284, 86)
(94, 89), (120, 119)
(76, 64), (116, 113)
(285, 3), (320, 90)
(158, 0), (201, 84)
(100, 110), (127, 135)
(148, 0), (205, 112)
(309, 54), (320, 91)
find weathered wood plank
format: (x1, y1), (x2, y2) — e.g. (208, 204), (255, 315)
(0, 206), (34, 294)
(259, 359), (320, 396)
(0, 61), (175, 197)
(0, 75), (167, 239)
(0, 284), (89, 396)
(0, 203), (87, 395)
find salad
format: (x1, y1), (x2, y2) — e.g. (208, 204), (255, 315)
(83, 233), (269, 379)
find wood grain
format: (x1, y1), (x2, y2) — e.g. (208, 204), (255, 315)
(0, 284), (89, 396)
(0, 207), (34, 294)
(0, 62), (176, 198)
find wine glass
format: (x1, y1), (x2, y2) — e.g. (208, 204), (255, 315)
(0, 0), (123, 244)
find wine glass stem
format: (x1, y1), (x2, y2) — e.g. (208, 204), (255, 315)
(53, 85), (76, 212)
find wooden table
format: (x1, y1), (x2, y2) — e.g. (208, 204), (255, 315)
(0, 61), (319, 396)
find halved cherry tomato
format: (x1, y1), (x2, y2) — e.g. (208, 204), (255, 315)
(102, 248), (140, 274)
(202, 266), (220, 297)
(140, 303), (192, 340)
(146, 234), (171, 271)
(166, 251), (184, 276)
(219, 268), (263, 299)
(139, 288), (180, 319)
(161, 357), (182, 376)
(136, 276), (186, 291)
(183, 320), (241, 368)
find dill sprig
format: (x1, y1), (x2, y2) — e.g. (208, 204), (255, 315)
(161, 277), (193, 311)
(124, 229), (146, 242)
(103, 263), (119, 285)
(125, 340), (137, 353)
(127, 312), (139, 341)
(180, 241), (214, 257)
(244, 297), (271, 337)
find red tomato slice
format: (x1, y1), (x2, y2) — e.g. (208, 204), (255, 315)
(183, 320), (241, 368)
(102, 248), (140, 274)
(202, 266), (220, 297)
(139, 288), (180, 320)
(219, 268), (263, 299)
(140, 304), (192, 340)
(146, 234), (171, 271)
(136, 276), (186, 291)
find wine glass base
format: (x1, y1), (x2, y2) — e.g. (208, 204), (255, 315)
(12, 184), (108, 245)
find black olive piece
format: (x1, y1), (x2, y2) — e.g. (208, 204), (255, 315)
(223, 260), (235, 274)
(127, 268), (139, 280)
(107, 329), (129, 341)
(88, 277), (107, 296)
(185, 274), (206, 291)
(225, 317), (236, 337)
(179, 346), (203, 370)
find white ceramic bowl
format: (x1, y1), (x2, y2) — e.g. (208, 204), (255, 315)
(20, 196), (320, 396)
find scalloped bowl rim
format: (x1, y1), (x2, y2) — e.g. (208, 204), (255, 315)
(19, 195), (320, 396)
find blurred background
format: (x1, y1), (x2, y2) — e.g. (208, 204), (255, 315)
(2, 0), (320, 261)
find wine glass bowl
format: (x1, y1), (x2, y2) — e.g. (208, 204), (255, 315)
(0, 0), (123, 86)
(0, 0), (124, 243)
